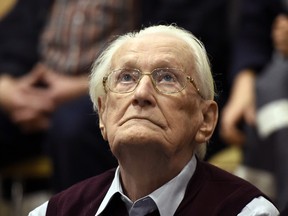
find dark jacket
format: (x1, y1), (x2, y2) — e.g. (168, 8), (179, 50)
(230, 0), (283, 80)
(0, 0), (52, 77)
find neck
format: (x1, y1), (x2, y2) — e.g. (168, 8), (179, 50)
(117, 148), (192, 201)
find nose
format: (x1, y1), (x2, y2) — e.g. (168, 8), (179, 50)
(132, 75), (156, 107)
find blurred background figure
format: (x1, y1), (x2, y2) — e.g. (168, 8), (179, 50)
(0, 0), (136, 197)
(220, 0), (288, 211)
(140, 0), (234, 160)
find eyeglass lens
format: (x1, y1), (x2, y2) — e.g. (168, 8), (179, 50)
(108, 68), (187, 94)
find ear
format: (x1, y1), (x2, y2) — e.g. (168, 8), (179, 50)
(195, 100), (218, 143)
(98, 96), (108, 140)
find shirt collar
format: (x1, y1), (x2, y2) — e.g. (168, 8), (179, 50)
(96, 155), (197, 216)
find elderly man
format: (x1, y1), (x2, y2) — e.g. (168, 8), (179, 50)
(29, 25), (279, 216)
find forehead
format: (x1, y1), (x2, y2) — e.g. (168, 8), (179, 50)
(111, 33), (194, 71)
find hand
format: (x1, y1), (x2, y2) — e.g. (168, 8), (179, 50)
(272, 14), (288, 56)
(36, 64), (89, 106)
(0, 63), (89, 132)
(220, 70), (256, 146)
(0, 73), (54, 132)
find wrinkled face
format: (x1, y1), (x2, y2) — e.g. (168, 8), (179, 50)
(98, 33), (210, 162)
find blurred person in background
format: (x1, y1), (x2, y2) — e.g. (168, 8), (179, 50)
(220, 0), (288, 212)
(0, 0), (137, 192)
(140, 0), (234, 160)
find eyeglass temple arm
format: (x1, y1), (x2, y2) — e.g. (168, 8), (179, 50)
(103, 77), (108, 93)
(187, 76), (203, 98)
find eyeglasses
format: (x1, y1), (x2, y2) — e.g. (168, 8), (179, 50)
(103, 68), (202, 96)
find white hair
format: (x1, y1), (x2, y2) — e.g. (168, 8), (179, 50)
(89, 24), (216, 160)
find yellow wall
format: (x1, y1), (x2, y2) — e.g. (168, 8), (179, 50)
(0, 0), (17, 20)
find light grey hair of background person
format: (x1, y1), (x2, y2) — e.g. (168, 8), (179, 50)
(89, 24), (216, 160)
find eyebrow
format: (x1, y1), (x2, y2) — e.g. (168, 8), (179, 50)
(115, 60), (182, 71)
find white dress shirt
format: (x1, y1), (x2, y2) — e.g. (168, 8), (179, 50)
(29, 155), (279, 216)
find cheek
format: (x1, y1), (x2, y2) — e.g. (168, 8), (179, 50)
(166, 96), (201, 125)
(103, 100), (119, 125)
(164, 98), (202, 140)
(102, 96), (128, 141)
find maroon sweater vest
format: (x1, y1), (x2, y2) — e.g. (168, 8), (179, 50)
(46, 160), (267, 216)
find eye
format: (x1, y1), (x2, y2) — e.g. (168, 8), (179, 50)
(115, 69), (139, 83)
(162, 73), (175, 82)
(120, 73), (133, 82)
(154, 68), (178, 84)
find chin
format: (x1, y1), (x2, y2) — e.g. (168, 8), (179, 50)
(113, 130), (156, 146)
(110, 128), (162, 148)
(111, 134), (179, 163)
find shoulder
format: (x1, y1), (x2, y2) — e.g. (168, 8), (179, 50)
(192, 160), (269, 213)
(198, 160), (262, 193)
(46, 169), (116, 216)
(175, 160), (275, 215)
(200, 160), (252, 182)
(51, 169), (115, 200)
(55, 168), (116, 197)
